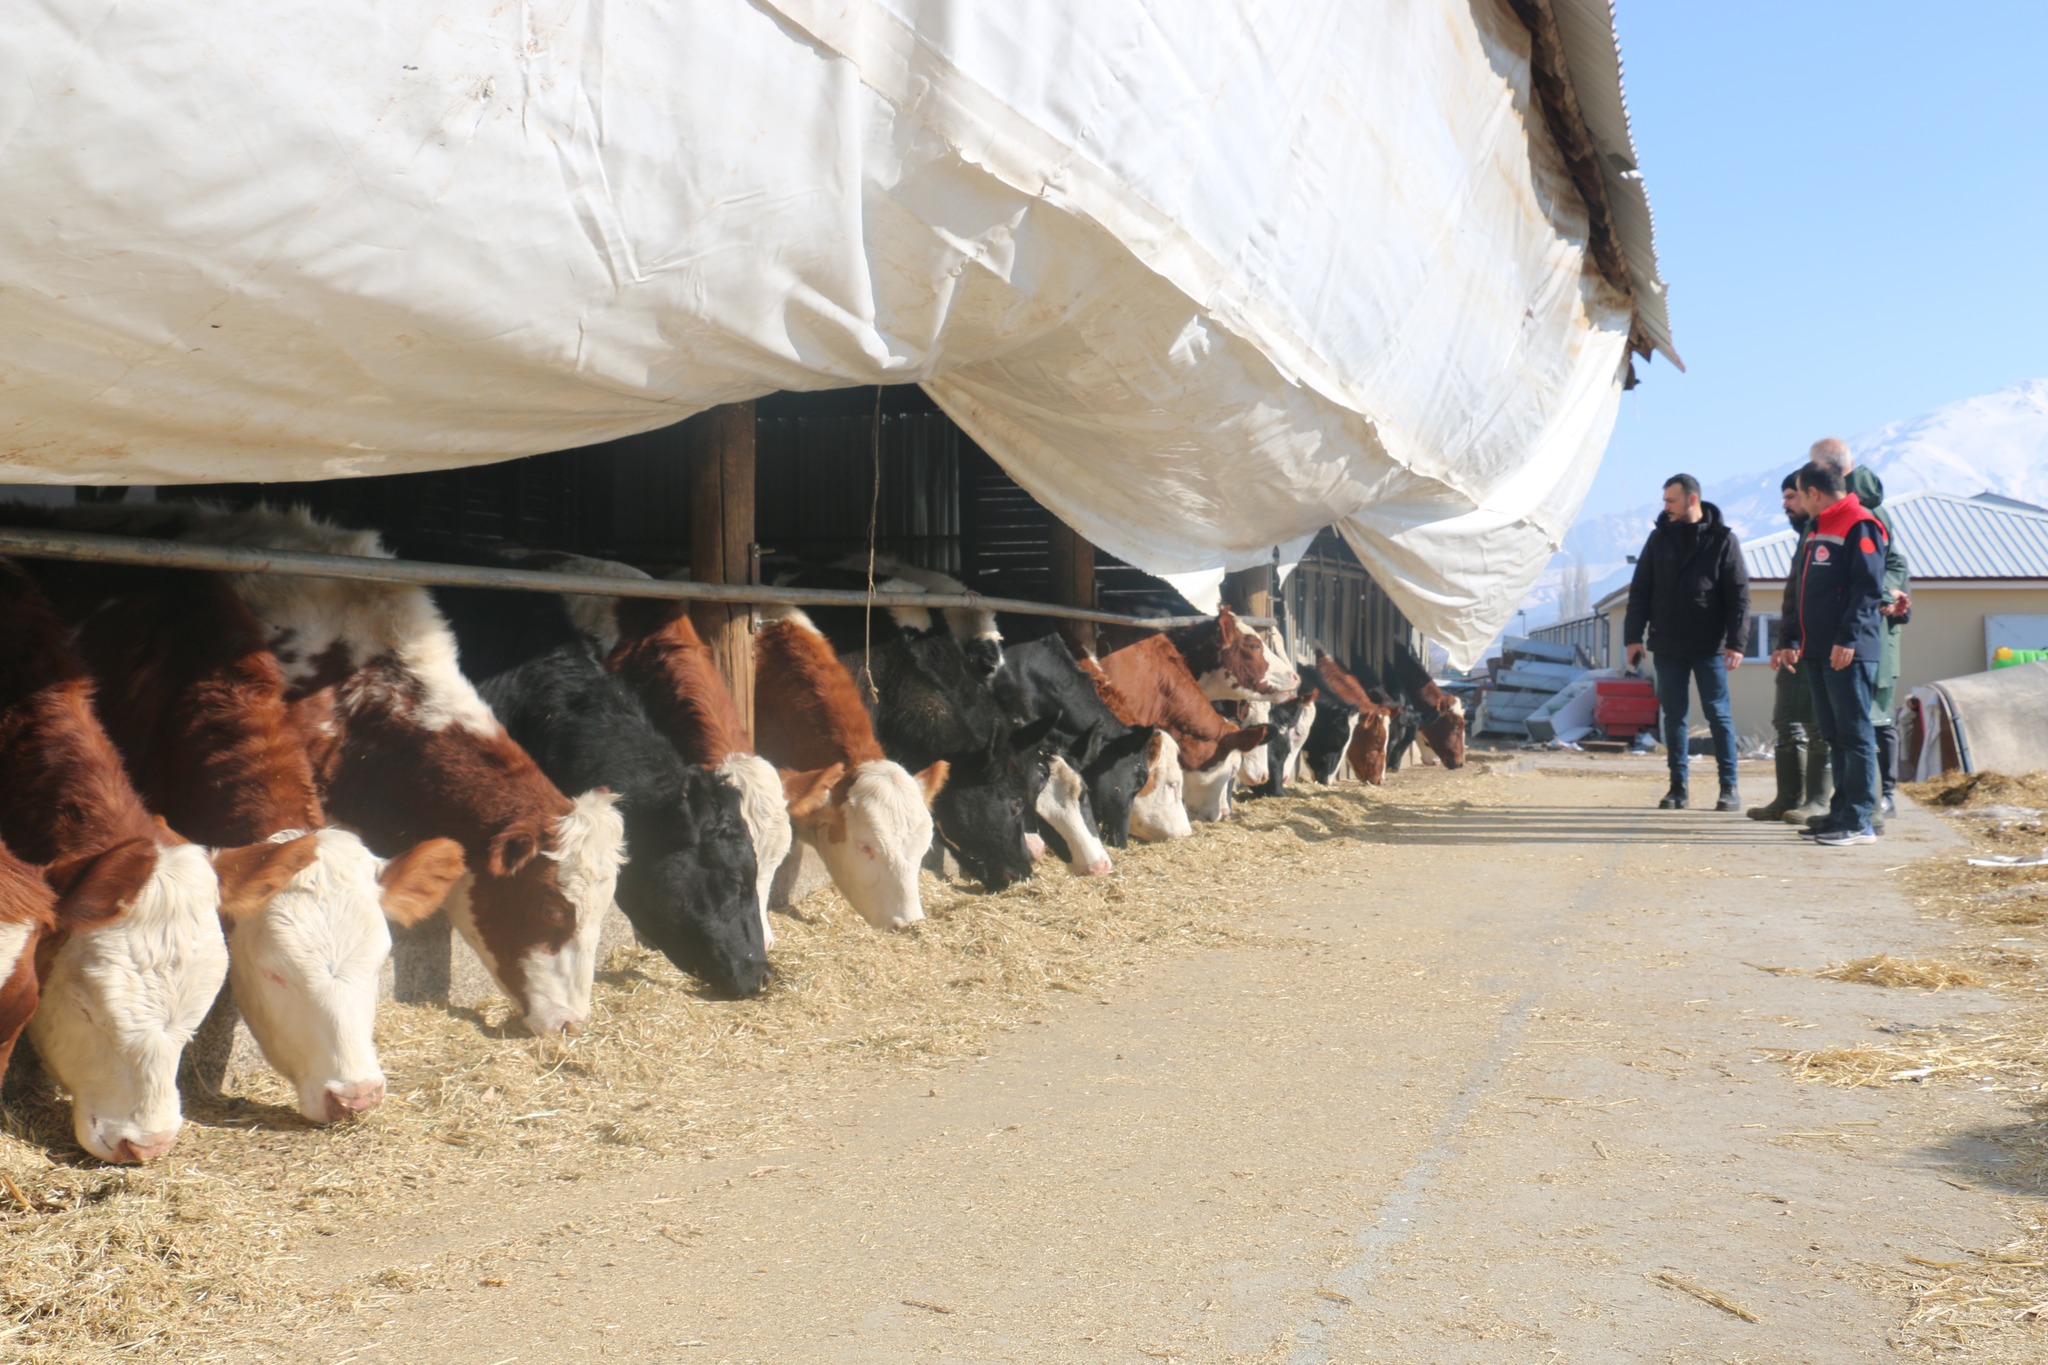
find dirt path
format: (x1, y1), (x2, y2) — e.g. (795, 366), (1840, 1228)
(261, 767), (2026, 1363)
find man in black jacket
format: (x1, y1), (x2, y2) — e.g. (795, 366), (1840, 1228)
(1624, 473), (1750, 811)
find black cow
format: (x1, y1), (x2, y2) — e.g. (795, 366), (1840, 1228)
(1247, 691), (1316, 798)
(841, 630), (1058, 891)
(991, 635), (1158, 848)
(402, 544), (769, 998)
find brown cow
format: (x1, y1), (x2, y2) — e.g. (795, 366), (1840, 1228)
(1165, 606), (1301, 701)
(0, 837), (57, 1081)
(22, 561), (462, 1121)
(1090, 637), (1269, 821)
(753, 609), (944, 929)
(0, 562), (313, 1163)
(76, 503), (629, 1037)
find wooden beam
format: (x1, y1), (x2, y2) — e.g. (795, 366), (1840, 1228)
(686, 401), (757, 738)
(1047, 516), (1097, 657)
(1221, 564), (1273, 621)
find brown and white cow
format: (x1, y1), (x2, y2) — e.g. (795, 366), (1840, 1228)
(1088, 640), (1268, 822)
(527, 553), (793, 951)
(0, 564), (314, 1163)
(1165, 606), (1300, 703)
(0, 838), (57, 1081)
(27, 562), (466, 1122)
(1392, 644), (1468, 769)
(1313, 651), (1392, 785)
(753, 609), (945, 929)
(163, 507), (625, 1037)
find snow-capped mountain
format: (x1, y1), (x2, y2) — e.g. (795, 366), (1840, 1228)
(1530, 378), (2048, 624)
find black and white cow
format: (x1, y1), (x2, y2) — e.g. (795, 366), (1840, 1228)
(1296, 664), (1358, 784)
(841, 630), (1066, 890)
(991, 634), (1161, 850)
(403, 545), (769, 998)
(1243, 690), (1317, 798)
(769, 558), (1005, 680)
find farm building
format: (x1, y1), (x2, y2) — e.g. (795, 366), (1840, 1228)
(0, 0), (1673, 668)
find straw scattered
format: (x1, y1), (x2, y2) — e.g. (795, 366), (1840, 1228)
(0, 774), (1461, 1364)
(1814, 954), (1985, 990)
(1649, 1270), (1760, 1323)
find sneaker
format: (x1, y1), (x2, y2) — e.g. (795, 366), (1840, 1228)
(1881, 795), (1897, 817)
(1814, 826), (1877, 846)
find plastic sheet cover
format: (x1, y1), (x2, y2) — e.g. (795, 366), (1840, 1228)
(0, 0), (1634, 664)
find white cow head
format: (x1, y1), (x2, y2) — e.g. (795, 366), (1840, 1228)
(1283, 698), (1318, 781)
(227, 831), (463, 1123)
(1183, 752), (1242, 823)
(1036, 755), (1111, 876)
(785, 760), (945, 930)
(30, 841), (230, 1164)
(1128, 732), (1192, 842)
(1254, 626), (1302, 698)
(516, 792), (626, 1036)
(720, 753), (793, 950)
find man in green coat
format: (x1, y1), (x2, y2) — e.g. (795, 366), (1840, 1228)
(1844, 462), (1910, 818)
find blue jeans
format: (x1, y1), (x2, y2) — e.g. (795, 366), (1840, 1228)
(1653, 652), (1739, 788)
(1807, 658), (1879, 831)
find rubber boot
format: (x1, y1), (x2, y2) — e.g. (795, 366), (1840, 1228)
(1784, 737), (1833, 825)
(1748, 742), (1802, 820)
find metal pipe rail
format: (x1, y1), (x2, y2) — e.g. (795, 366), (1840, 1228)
(0, 526), (1273, 632)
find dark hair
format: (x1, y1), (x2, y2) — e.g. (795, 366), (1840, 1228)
(1795, 462), (1846, 497)
(1663, 473), (1701, 498)
(1780, 471), (1799, 491)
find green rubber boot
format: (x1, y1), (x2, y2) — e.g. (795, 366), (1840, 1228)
(1748, 742), (1802, 820)
(1783, 736), (1834, 824)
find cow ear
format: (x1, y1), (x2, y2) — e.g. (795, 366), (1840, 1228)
(914, 761), (949, 807)
(47, 839), (160, 926)
(782, 764), (846, 820)
(213, 834), (322, 922)
(378, 838), (466, 926)
(487, 826), (541, 879)
(1009, 715), (1059, 754)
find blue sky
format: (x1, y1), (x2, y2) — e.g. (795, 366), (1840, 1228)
(1583, 2), (2048, 518)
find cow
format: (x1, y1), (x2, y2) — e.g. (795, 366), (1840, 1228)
(523, 553), (792, 952)
(20, 560), (465, 1123)
(398, 544), (768, 1000)
(1164, 606), (1300, 702)
(992, 634), (1160, 849)
(0, 838), (56, 1081)
(1312, 651), (1394, 785)
(1241, 690), (1317, 799)
(1391, 643), (1468, 768)
(0, 563), (314, 1163)
(753, 609), (945, 929)
(766, 558), (1005, 681)
(1234, 701), (1273, 789)
(841, 631), (1069, 889)
(1088, 638), (1268, 822)
(153, 506), (628, 1036)
(1297, 664), (1357, 785)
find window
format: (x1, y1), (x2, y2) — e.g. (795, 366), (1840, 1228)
(1745, 613), (1779, 661)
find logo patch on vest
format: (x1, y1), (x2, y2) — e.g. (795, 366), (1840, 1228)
(1859, 537), (1876, 553)
(1813, 544), (1831, 564)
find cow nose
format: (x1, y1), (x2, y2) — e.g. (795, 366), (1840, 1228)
(111, 1130), (179, 1164)
(1024, 833), (1047, 861)
(1080, 856), (1112, 876)
(324, 1080), (386, 1122)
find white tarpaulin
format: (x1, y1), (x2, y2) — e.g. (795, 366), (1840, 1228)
(0, 0), (1647, 665)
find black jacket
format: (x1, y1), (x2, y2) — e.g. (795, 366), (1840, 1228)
(1623, 501), (1750, 658)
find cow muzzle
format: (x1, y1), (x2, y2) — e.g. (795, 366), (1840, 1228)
(323, 1079), (387, 1122)
(109, 1129), (180, 1165)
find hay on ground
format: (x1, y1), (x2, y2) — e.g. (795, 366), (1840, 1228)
(0, 772), (1471, 1364)
(1815, 955), (1985, 990)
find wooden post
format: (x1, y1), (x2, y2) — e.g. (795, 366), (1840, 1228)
(686, 401), (757, 737)
(1047, 516), (1097, 657)
(1221, 564), (1273, 620)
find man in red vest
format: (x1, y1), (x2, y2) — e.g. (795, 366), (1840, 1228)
(1773, 462), (1888, 845)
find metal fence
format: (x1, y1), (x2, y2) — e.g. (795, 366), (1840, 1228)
(1528, 613), (1607, 667)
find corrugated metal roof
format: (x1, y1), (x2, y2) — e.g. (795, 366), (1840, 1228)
(1745, 491), (2048, 582)
(1549, 0), (1680, 369)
